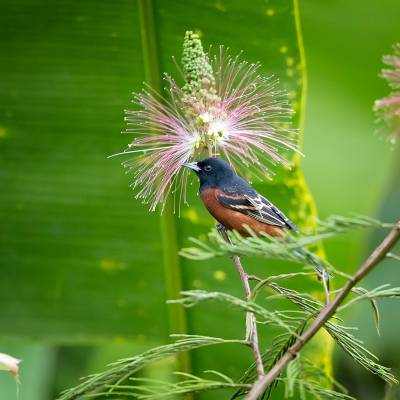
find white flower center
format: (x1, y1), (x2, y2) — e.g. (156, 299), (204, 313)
(207, 119), (228, 142)
(191, 113), (230, 153)
(199, 112), (212, 124)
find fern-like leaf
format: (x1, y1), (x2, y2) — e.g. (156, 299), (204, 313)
(57, 335), (243, 400)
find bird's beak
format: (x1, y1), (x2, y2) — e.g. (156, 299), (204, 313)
(182, 162), (201, 172)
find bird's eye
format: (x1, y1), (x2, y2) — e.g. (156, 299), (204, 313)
(204, 165), (212, 172)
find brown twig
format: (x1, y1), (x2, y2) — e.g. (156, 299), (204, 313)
(216, 224), (265, 378)
(245, 220), (400, 400)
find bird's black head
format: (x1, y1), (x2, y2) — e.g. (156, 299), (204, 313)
(183, 157), (235, 190)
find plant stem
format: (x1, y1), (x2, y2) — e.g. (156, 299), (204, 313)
(245, 220), (400, 400)
(217, 225), (265, 378)
(137, 0), (191, 377)
(232, 254), (265, 378)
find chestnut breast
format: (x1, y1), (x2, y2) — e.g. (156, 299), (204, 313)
(200, 188), (284, 237)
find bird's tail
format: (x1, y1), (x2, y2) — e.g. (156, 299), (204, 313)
(294, 247), (332, 291)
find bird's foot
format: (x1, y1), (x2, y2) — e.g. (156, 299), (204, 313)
(216, 223), (232, 244)
(216, 223), (226, 234)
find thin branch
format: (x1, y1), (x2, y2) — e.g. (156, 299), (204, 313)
(216, 224), (265, 378)
(245, 220), (400, 400)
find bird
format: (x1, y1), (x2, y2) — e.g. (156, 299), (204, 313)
(183, 157), (330, 296)
(183, 157), (299, 237)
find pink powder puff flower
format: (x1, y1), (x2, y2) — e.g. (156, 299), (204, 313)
(0, 352), (21, 380)
(374, 43), (400, 145)
(117, 31), (299, 212)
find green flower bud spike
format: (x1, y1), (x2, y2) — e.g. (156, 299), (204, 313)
(181, 31), (222, 155)
(181, 31), (217, 100)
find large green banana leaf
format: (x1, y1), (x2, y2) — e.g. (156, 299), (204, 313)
(0, 0), (330, 398)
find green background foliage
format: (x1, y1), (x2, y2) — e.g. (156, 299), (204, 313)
(0, 0), (399, 399)
(300, 2), (400, 397)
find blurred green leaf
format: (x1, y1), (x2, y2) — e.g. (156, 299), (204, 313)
(0, 0), (168, 342)
(0, 0), (331, 398)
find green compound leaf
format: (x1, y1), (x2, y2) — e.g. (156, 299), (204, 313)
(57, 335), (243, 400)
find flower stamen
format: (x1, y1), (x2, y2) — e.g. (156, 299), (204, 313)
(117, 31), (300, 212)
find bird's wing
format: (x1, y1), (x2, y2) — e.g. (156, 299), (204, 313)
(216, 191), (298, 231)
(251, 194), (299, 232)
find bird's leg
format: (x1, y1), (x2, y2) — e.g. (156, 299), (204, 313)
(216, 223), (232, 244)
(215, 222), (265, 378)
(216, 224), (262, 281)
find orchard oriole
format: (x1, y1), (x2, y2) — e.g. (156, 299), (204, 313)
(183, 157), (330, 300)
(183, 157), (298, 237)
